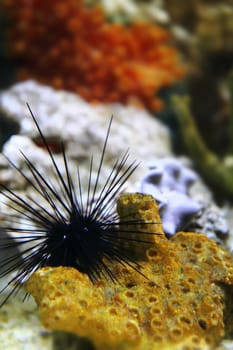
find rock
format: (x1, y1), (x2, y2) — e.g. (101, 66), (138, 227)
(0, 80), (172, 190)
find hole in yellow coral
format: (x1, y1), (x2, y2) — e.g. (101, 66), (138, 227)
(78, 315), (86, 322)
(179, 316), (192, 326)
(225, 262), (232, 268)
(147, 248), (158, 259)
(164, 283), (171, 290)
(191, 335), (200, 344)
(188, 256), (198, 263)
(128, 307), (139, 319)
(190, 301), (197, 308)
(122, 199), (129, 205)
(187, 278), (195, 284)
(212, 295), (222, 305)
(126, 282), (136, 288)
(180, 243), (188, 249)
(205, 335), (215, 346)
(193, 242), (203, 253)
(168, 299), (181, 308)
(211, 311), (218, 320)
(194, 242), (202, 249)
(151, 318), (164, 329)
(95, 322), (104, 331)
(210, 311), (219, 325)
(109, 307), (118, 315)
(209, 245), (218, 253)
(224, 253), (231, 260)
(169, 251), (176, 258)
(144, 213), (153, 221)
(91, 290), (102, 298)
(153, 334), (163, 342)
(169, 328), (182, 339)
(110, 329), (120, 338)
(125, 291), (135, 298)
(125, 321), (140, 337)
(150, 307), (162, 315)
(148, 296), (158, 303)
(121, 267), (131, 275)
(79, 300), (88, 308)
(179, 282), (190, 293)
(212, 255), (222, 262)
(198, 319), (207, 330)
(147, 281), (157, 288)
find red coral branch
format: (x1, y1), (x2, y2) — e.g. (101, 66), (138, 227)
(3, 0), (187, 111)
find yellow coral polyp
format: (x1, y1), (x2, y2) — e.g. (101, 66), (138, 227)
(26, 193), (233, 350)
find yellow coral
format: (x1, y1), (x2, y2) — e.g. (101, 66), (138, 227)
(116, 193), (164, 258)
(26, 194), (233, 350)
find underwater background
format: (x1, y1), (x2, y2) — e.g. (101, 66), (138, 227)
(0, 1), (233, 350)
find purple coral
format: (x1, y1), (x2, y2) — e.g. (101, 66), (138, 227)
(140, 158), (202, 236)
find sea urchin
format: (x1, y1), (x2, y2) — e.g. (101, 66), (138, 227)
(0, 106), (158, 306)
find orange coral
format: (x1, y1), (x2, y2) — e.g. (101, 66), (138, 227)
(3, 0), (186, 111)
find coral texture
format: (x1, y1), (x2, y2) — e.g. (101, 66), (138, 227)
(26, 193), (233, 350)
(2, 0), (186, 111)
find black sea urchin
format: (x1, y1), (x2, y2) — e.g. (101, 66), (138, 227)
(0, 105), (156, 306)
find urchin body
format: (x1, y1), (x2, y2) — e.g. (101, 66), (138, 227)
(43, 212), (118, 277)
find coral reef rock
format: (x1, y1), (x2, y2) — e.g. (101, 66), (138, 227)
(26, 193), (233, 350)
(188, 203), (229, 242)
(0, 80), (172, 191)
(0, 297), (53, 350)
